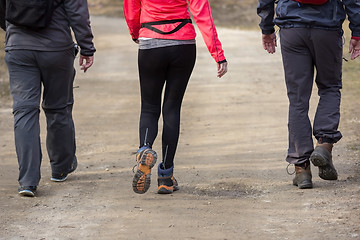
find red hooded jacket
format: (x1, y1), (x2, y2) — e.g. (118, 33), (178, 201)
(123, 0), (226, 63)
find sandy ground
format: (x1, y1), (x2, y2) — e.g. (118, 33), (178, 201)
(0, 16), (359, 240)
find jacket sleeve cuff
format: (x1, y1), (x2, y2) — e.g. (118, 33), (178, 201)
(351, 36), (360, 41)
(80, 51), (95, 56)
(261, 28), (275, 35)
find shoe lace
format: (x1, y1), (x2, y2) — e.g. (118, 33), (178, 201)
(132, 150), (141, 173)
(132, 163), (138, 173)
(286, 163), (296, 175)
(131, 146), (151, 173)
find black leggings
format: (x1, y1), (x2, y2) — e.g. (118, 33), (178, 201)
(138, 44), (196, 169)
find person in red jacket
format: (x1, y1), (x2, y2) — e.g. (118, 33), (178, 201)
(124, 0), (228, 194)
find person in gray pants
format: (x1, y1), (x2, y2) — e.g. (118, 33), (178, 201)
(257, 0), (360, 189)
(3, 0), (96, 197)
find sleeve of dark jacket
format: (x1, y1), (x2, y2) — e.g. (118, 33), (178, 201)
(0, 0), (6, 31)
(64, 0), (96, 56)
(257, 0), (276, 34)
(343, 0), (360, 37)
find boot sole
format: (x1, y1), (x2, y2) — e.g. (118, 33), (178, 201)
(50, 175), (68, 182)
(132, 149), (157, 194)
(19, 189), (35, 197)
(310, 152), (338, 180)
(293, 178), (313, 189)
(157, 185), (174, 194)
(293, 181), (313, 189)
(157, 175), (179, 194)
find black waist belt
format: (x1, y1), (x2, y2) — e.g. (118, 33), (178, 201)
(140, 19), (192, 35)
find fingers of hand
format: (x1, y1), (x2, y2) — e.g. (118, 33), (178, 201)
(217, 63), (228, 78)
(265, 43), (275, 54)
(349, 45), (353, 53)
(80, 57), (94, 72)
(351, 49), (360, 60)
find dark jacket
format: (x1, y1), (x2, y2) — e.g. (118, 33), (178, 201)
(0, 0), (5, 31)
(257, 0), (360, 37)
(4, 0), (95, 56)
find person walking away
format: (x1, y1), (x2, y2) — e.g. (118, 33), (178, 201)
(2, 0), (96, 197)
(124, 0), (228, 194)
(257, 0), (360, 188)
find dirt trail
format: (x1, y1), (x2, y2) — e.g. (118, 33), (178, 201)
(0, 16), (359, 240)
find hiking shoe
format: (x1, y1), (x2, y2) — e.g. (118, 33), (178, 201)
(18, 186), (37, 197)
(51, 157), (78, 182)
(293, 163), (313, 189)
(157, 164), (179, 194)
(132, 146), (157, 194)
(310, 143), (338, 180)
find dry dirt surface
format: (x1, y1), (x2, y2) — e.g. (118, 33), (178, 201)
(0, 16), (360, 240)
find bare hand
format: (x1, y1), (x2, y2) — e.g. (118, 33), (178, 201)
(217, 61), (228, 78)
(349, 39), (360, 60)
(262, 33), (277, 54)
(79, 55), (94, 73)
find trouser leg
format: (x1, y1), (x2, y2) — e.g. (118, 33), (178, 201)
(38, 49), (77, 175)
(137, 45), (196, 168)
(280, 28), (315, 165)
(311, 29), (343, 143)
(280, 28), (343, 164)
(138, 48), (166, 147)
(162, 44), (196, 168)
(5, 50), (42, 186)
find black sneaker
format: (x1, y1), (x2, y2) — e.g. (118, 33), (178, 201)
(18, 186), (37, 197)
(51, 157), (78, 182)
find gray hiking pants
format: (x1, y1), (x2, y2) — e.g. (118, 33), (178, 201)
(5, 49), (77, 187)
(279, 28), (343, 165)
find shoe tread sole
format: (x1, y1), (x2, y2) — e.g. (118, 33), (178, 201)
(310, 148), (338, 180)
(293, 181), (313, 189)
(50, 176), (68, 182)
(19, 190), (35, 197)
(157, 186), (174, 194)
(132, 149), (157, 194)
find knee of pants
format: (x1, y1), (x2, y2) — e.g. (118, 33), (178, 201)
(42, 97), (74, 113)
(162, 110), (180, 126)
(13, 107), (40, 128)
(163, 100), (181, 120)
(42, 103), (73, 114)
(141, 102), (161, 117)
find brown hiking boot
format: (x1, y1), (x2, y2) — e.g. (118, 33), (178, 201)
(293, 164), (313, 189)
(310, 143), (338, 180)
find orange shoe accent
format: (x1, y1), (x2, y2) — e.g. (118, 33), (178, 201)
(132, 148), (157, 194)
(157, 175), (179, 194)
(157, 185), (174, 194)
(158, 185), (174, 191)
(135, 174), (146, 192)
